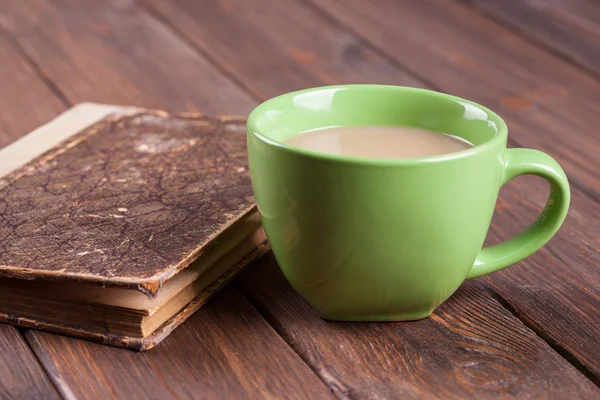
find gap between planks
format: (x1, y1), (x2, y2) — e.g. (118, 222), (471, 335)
(140, 0), (262, 104)
(0, 30), (71, 108)
(458, 0), (600, 82)
(23, 332), (75, 400)
(489, 291), (600, 387)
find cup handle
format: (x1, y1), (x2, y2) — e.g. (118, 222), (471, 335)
(466, 148), (570, 279)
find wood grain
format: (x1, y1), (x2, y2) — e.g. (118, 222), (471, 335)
(135, 0), (600, 380)
(308, 0), (600, 198)
(0, 34), (65, 148)
(141, 0), (425, 99)
(26, 287), (333, 400)
(0, 0), (255, 115)
(0, 20), (65, 400)
(466, 0), (600, 77)
(238, 256), (599, 399)
(484, 175), (600, 380)
(0, 324), (60, 400)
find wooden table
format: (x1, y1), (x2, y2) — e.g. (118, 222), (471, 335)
(0, 0), (598, 398)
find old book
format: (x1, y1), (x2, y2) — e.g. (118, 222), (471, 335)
(0, 104), (268, 350)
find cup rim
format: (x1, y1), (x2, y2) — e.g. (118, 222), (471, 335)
(247, 85), (508, 165)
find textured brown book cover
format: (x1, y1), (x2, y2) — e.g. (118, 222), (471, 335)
(0, 104), (268, 350)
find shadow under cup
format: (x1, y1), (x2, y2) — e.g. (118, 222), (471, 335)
(247, 85), (510, 321)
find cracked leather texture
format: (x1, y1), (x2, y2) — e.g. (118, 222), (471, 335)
(0, 111), (255, 295)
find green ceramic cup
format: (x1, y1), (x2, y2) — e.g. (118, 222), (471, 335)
(247, 85), (570, 321)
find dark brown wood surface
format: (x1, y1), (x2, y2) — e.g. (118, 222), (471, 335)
(0, 0), (254, 115)
(0, 35), (66, 148)
(467, 0), (600, 77)
(141, 0), (426, 96)
(0, 0), (598, 398)
(485, 176), (600, 379)
(239, 256), (599, 399)
(0, 325), (60, 400)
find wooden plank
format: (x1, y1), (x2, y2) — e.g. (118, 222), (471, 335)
(308, 0), (600, 199)
(26, 287), (334, 400)
(486, 176), (600, 380)
(0, 324), (60, 400)
(138, 0), (600, 380)
(466, 0), (600, 77)
(0, 0), (254, 115)
(238, 256), (599, 398)
(141, 0), (425, 99)
(0, 34), (66, 147)
(0, 23), (65, 400)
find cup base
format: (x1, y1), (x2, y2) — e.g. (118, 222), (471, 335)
(319, 309), (433, 322)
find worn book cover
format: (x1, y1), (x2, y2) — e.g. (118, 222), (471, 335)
(0, 104), (268, 350)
